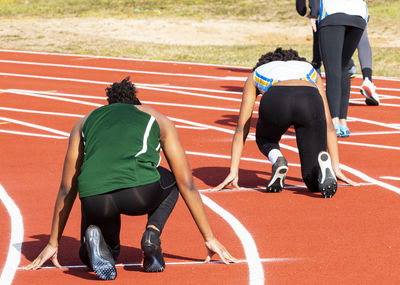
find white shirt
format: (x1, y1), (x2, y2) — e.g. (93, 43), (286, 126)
(253, 61), (318, 94)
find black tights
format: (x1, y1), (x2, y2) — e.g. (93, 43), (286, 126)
(78, 166), (179, 266)
(318, 25), (364, 119)
(256, 86), (327, 192)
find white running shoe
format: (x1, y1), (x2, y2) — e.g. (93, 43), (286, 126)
(360, 78), (379, 106)
(266, 157), (288, 193)
(317, 151), (337, 198)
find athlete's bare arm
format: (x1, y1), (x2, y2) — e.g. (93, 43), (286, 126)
(25, 117), (86, 270)
(213, 74), (257, 191)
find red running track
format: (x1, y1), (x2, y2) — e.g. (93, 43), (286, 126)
(0, 50), (399, 285)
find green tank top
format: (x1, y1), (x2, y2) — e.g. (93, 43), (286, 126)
(78, 103), (161, 198)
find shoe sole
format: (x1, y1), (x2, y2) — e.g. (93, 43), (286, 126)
(86, 226), (117, 280)
(360, 86), (379, 106)
(318, 152), (337, 198)
(142, 244), (165, 272)
(266, 165), (288, 193)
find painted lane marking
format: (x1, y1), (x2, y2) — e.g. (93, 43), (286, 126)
(0, 184), (24, 285)
(0, 106), (84, 118)
(337, 141), (400, 151)
(0, 130), (68, 139)
(0, 49), (252, 70)
(0, 59), (246, 81)
(380, 176), (400, 181)
(0, 75), (244, 103)
(17, 258), (298, 270)
(3, 89), (246, 112)
(2, 49), (400, 85)
(0, 117), (70, 137)
(348, 116), (400, 130)
(200, 195), (264, 285)
(340, 165), (400, 195)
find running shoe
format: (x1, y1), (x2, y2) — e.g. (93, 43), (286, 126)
(85, 225), (117, 280)
(266, 156), (288, 193)
(334, 123), (341, 137)
(360, 78), (380, 106)
(141, 228), (165, 272)
(340, 125), (350, 137)
(317, 151), (337, 198)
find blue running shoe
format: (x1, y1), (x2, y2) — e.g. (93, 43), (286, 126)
(340, 125), (350, 137)
(334, 123), (341, 137)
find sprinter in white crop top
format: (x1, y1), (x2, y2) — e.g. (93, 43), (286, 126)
(254, 60), (318, 94)
(214, 48), (357, 197)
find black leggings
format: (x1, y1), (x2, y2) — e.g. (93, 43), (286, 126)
(318, 25), (364, 119)
(256, 86), (327, 192)
(78, 166), (179, 265)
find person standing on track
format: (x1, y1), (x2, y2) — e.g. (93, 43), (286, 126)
(25, 77), (237, 280)
(296, 0), (322, 74)
(214, 48), (357, 198)
(356, 27), (380, 106)
(308, 0), (369, 137)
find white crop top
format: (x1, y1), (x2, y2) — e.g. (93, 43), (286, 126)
(253, 61), (318, 94)
(318, 0), (369, 24)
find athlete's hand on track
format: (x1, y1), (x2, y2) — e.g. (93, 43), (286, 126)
(24, 243), (61, 270)
(204, 238), (238, 264)
(212, 171), (240, 191)
(334, 168), (359, 186)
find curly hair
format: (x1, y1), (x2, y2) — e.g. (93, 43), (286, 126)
(106, 77), (141, 105)
(253, 48), (308, 70)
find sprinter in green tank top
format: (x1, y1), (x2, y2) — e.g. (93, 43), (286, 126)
(26, 77), (237, 280)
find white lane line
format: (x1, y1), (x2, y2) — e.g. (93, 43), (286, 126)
(0, 106), (84, 118)
(0, 117), (70, 137)
(380, 176), (400, 181)
(344, 131), (400, 136)
(0, 59), (246, 81)
(0, 130), (68, 139)
(0, 184), (24, 285)
(340, 165), (400, 194)
(200, 195), (264, 285)
(3, 89), (248, 112)
(2, 49), (400, 85)
(349, 116), (400, 130)
(0, 49), (252, 70)
(17, 258), (297, 270)
(337, 141), (400, 151)
(0, 75), (244, 103)
(3, 90), (399, 151)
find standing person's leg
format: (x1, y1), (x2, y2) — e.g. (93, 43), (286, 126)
(338, 25), (365, 136)
(256, 87), (292, 192)
(318, 25), (345, 135)
(312, 30), (322, 73)
(358, 28), (380, 105)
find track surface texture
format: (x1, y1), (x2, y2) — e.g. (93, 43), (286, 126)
(0, 50), (399, 285)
